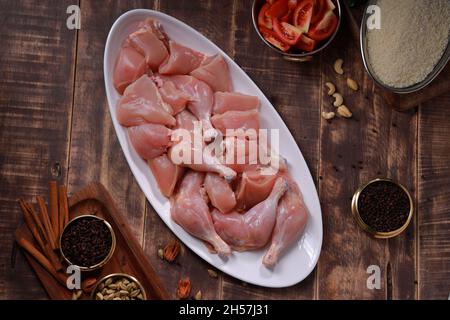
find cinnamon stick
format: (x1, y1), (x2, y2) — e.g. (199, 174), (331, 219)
(19, 200), (63, 271)
(19, 200), (46, 251)
(36, 196), (58, 250)
(58, 185), (69, 237)
(15, 229), (67, 287)
(49, 181), (59, 243)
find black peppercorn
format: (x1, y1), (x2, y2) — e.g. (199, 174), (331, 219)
(61, 216), (113, 267)
(357, 180), (411, 233)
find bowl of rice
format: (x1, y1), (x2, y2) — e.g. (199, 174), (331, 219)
(360, 0), (450, 94)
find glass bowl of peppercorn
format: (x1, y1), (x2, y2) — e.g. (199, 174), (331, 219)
(60, 215), (116, 271)
(351, 178), (414, 238)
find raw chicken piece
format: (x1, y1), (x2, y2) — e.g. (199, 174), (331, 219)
(190, 54), (232, 92)
(158, 75), (217, 139)
(148, 154), (184, 197)
(170, 171), (231, 256)
(204, 173), (236, 213)
(128, 123), (171, 159)
(213, 92), (260, 114)
(211, 177), (288, 251)
(221, 136), (258, 173)
(128, 26), (168, 70)
(124, 75), (173, 115)
(175, 109), (198, 132)
(263, 177), (309, 267)
(211, 110), (260, 135)
(116, 95), (176, 127)
(113, 46), (147, 94)
(159, 41), (204, 75)
(235, 168), (278, 211)
(137, 18), (170, 48)
(159, 81), (190, 114)
(170, 109), (236, 180)
(168, 140), (237, 181)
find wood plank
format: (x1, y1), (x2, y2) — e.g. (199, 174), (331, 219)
(142, 0), (238, 300)
(317, 21), (417, 299)
(0, 0), (77, 299)
(67, 0), (157, 244)
(220, 0), (320, 299)
(418, 93), (450, 300)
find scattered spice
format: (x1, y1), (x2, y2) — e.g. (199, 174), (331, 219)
(94, 275), (145, 300)
(207, 269), (218, 278)
(163, 240), (181, 262)
(157, 248), (164, 260)
(176, 278), (191, 299)
(358, 180), (411, 232)
(194, 290), (202, 300)
(61, 216), (113, 267)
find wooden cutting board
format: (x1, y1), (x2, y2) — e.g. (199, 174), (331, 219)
(343, 2), (450, 111)
(15, 182), (169, 300)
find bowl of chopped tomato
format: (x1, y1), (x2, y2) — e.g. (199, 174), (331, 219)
(252, 0), (341, 61)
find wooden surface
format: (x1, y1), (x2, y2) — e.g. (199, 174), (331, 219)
(0, 0), (449, 300)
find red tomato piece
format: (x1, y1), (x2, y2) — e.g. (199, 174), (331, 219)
(294, 34), (316, 52)
(311, 0), (335, 25)
(307, 10), (338, 41)
(259, 26), (278, 38)
(258, 3), (273, 29)
(273, 17), (302, 45)
(293, 0), (314, 33)
(265, 0), (289, 18)
(264, 34), (291, 52)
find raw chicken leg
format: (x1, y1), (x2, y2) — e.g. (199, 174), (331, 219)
(211, 177), (288, 251)
(263, 177), (309, 267)
(170, 171), (231, 256)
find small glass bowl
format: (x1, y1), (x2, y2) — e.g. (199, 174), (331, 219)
(91, 273), (147, 300)
(60, 214), (116, 271)
(351, 178), (414, 238)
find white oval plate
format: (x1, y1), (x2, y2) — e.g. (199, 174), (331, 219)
(104, 9), (322, 288)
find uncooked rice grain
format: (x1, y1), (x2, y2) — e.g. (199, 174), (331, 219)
(367, 0), (450, 88)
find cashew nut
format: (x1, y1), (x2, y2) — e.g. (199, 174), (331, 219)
(334, 58), (344, 75)
(332, 93), (344, 107)
(337, 105), (352, 118)
(321, 111), (335, 120)
(347, 78), (359, 91)
(325, 82), (336, 95)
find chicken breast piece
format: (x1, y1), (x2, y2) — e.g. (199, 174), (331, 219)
(148, 154), (184, 197)
(190, 54), (232, 92)
(128, 26), (168, 70)
(113, 46), (147, 94)
(204, 173), (236, 213)
(213, 92), (260, 114)
(128, 123), (171, 160)
(211, 110), (260, 135)
(159, 41), (204, 75)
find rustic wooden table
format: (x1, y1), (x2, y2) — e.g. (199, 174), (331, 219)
(1, 0), (449, 300)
